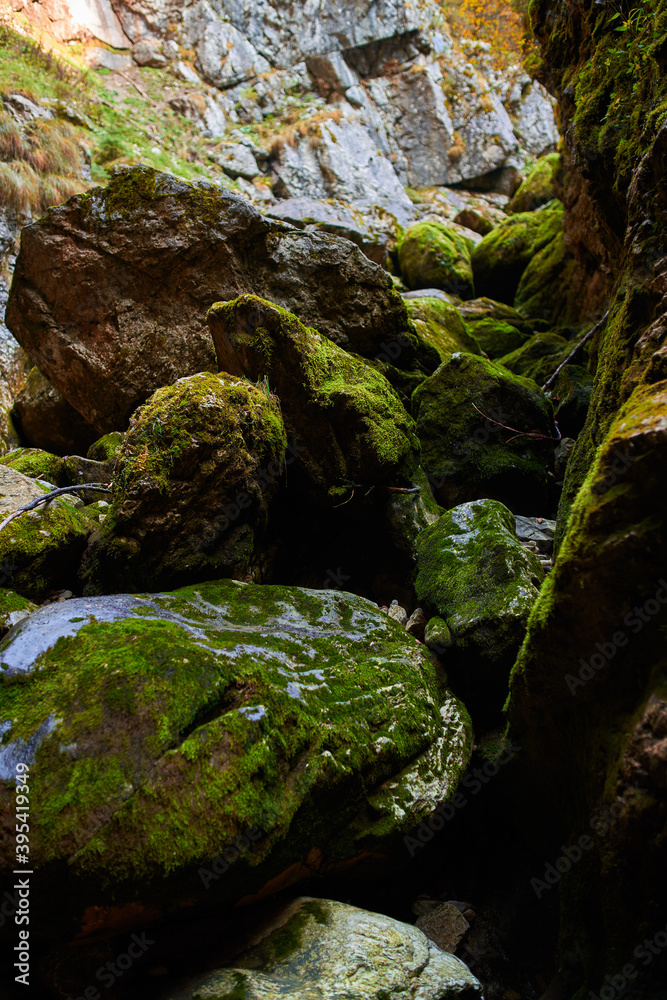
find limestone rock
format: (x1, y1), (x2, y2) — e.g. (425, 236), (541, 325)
(0, 587), (37, 638)
(416, 498), (544, 720)
(215, 141), (260, 179)
(81, 372), (287, 594)
(132, 38), (166, 67)
(6, 167), (411, 432)
(162, 898), (483, 999)
(413, 352), (556, 513)
(416, 900), (471, 953)
(513, 81), (559, 158)
(0, 580), (473, 936)
(266, 197), (388, 266)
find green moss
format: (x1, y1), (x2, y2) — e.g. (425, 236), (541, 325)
(471, 204), (563, 304)
(87, 432), (124, 463)
(497, 331), (573, 385)
(0, 587), (37, 637)
(405, 297), (482, 361)
(412, 352), (556, 512)
(208, 296), (419, 500)
(397, 220), (475, 298)
(514, 231), (578, 325)
(0, 579), (470, 885)
(0, 448), (66, 486)
(509, 153), (562, 213)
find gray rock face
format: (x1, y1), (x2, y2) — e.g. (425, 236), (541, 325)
(272, 114), (416, 225)
(5, 167), (410, 432)
(215, 140), (260, 178)
(266, 196), (389, 264)
(512, 80), (559, 157)
(161, 898), (483, 1000)
(183, 2), (272, 87)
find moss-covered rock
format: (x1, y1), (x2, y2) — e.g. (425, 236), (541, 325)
(0, 587), (37, 638)
(398, 220), (475, 299)
(0, 448), (67, 486)
(208, 295), (419, 503)
(497, 331), (572, 386)
(549, 364), (594, 439)
(81, 372), (287, 595)
(470, 204), (563, 304)
(456, 298), (535, 358)
(513, 230), (578, 325)
(87, 432), (124, 463)
(0, 580), (473, 936)
(405, 297), (483, 362)
(417, 499), (543, 721)
(508, 153), (562, 213)
(162, 897), (483, 1000)
(412, 353), (557, 513)
(0, 465), (95, 600)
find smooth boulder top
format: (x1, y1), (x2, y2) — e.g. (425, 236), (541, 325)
(0, 579), (472, 936)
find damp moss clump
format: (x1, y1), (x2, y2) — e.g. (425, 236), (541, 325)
(0, 448), (66, 486)
(397, 220), (475, 298)
(81, 372), (287, 595)
(412, 352), (556, 513)
(405, 297), (482, 362)
(208, 295), (420, 501)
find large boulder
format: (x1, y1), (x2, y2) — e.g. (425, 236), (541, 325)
(497, 331), (573, 386)
(162, 898), (483, 1000)
(0, 580), (473, 938)
(5, 167), (412, 433)
(207, 295), (419, 504)
(417, 499), (543, 721)
(470, 204), (563, 304)
(81, 373), (287, 595)
(413, 353), (557, 513)
(513, 230), (577, 325)
(398, 220), (475, 298)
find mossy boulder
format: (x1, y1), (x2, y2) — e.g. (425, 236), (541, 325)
(12, 367), (98, 456)
(0, 580), (473, 937)
(457, 298), (535, 358)
(497, 331), (572, 386)
(6, 167), (412, 433)
(0, 587), (37, 638)
(549, 364), (594, 439)
(470, 204), (563, 304)
(0, 465), (95, 600)
(87, 431), (124, 462)
(0, 447), (67, 486)
(405, 297), (483, 362)
(508, 153), (562, 213)
(416, 499), (543, 721)
(398, 220), (475, 299)
(412, 353), (557, 513)
(163, 898), (483, 1000)
(513, 230), (578, 326)
(81, 373), (287, 595)
(208, 295), (419, 503)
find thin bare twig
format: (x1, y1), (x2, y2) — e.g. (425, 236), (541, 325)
(116, 71), (154, 103)
(541, 310), (610, 393)
(472, 404), (562, 443)
(0, 484), (112, 535)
